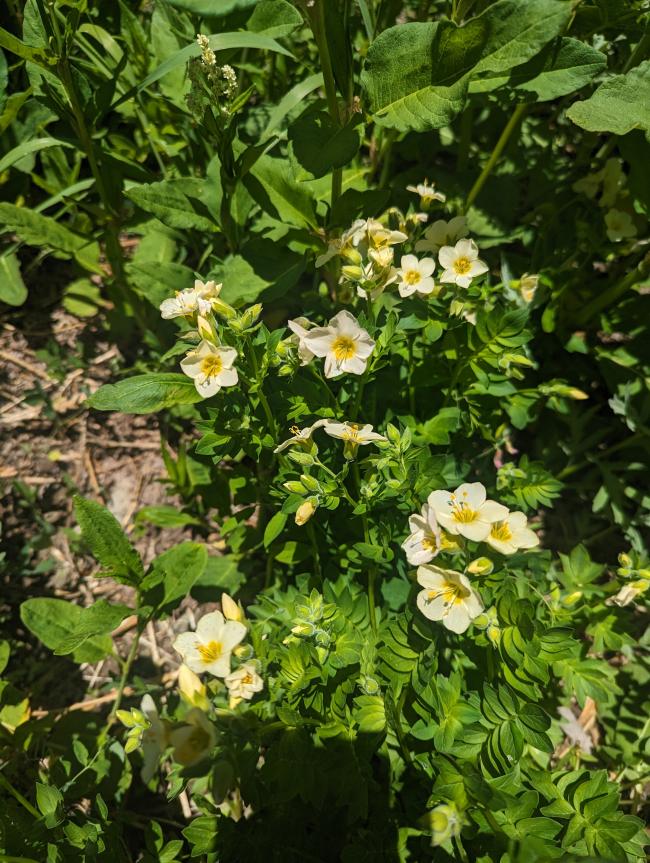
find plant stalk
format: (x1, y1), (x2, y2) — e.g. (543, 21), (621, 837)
(465, 103), (527, 211)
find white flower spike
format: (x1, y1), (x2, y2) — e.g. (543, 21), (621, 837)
(396, 254), (436, 298)
(485, 511), (539, 555)
(416, 565), (484, 633)
(180, 341), (238, 398)
(303, 310), (375, 379)
(415, 216), (468, 255)
(427, 482), (508, 542)
(173, 610), (247, 678)
(438, 239), (488, 289)
(401, 503), (459, 566)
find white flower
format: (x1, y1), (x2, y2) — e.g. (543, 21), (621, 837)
(323, 421), (386, 445)
(401, 503), (459, 565)
(519, 273), (539, 303)
(274, 419), (328, 453)
(427, 482), (508, 542)
(170, 708), (216, 766)
(287, 317), (317, 365)
(180, 340), (238, 398)
(438, 239), (488, 289)
(160, 279), (221, 320)
(173, 610), (247, 678)
(225, 662), (264, 702)
(612, 579), (650, 607)
(406, 181), (446, 208)
(346, 218), (408, 250)
(303, 310), (375, 379)
(416, 565), (484, 633)
(140, 694), (168, 783)
(605, 209), (636, 242)
(485, 511), (539, 555)
(396, 254), (436, 297)
(415, 217), (468, 254)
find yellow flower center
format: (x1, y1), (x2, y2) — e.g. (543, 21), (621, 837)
(290, 424), (301, 436)
(342, 423), (361, 441)
(197, 641), (222, 664)
(490, 521), (513, 542)
(451, 504), (478, 524)
(242, 673), (253, 685)
(200, 354), (223, 378)
(332, 335), (357, 361)
(429, 579), (469, 606)
(404, 269), (421, 285)
(453, 257), (471, 275)
(422, 536), (439, 553)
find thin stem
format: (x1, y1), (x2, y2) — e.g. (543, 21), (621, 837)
(310, 0), (342, 209)
(453, 836), (470, 863)
(558, 431), (645, 480)
(0, 772), (40, 819)
(464, 103), (527, 212)
(575, 257), (649, 326)
(245, 336), (278, 440)
(109, 621), (144, 723)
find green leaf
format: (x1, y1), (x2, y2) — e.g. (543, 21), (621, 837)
(128, 260), (195, 309)
(20, 598), (113, 663)
(260, 72), (324, 141)
(88, 373), (203, 414)
(354, 695), (386, 733)
(0, 25), (55, 68)
(567, 60), (650, 138)
(361, 0), (571, 131)
(264, 511), (288, 548)
(182, 815), (219, 856)
(114, 30), (292, 108)
(0, 136), (74, 175)
(0, 48), (7, 114)
(125, 180), (217, 232)
(289, 108), (362, 179)
(0, 641), (10, 675)
(73, 495), (144, 585)
(0, 252), (27, 307)
(54, 600), (132, 655)
(415, 408), (461, 445)
(144, 542), (208, 611)
(0, 203), (101, 273)
(247, 0), (302, 39)
(470, 37), (607, 101)
(554, 657), (620, 707)
(36, 783), (63, 828)
(194, 555), (245, 597)
(136, 506), (202, 528)
(245, 153), (317, 229)
(216, 238), (306, 306)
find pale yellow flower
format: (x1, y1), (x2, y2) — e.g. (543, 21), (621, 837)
(396, 254), (436, 297)
(173, 610), (247, 678)
(180, 341), (238, 398)
(170, 708), (216, 766)
(438, 239), (488, 289)
(485, 512), (539, 555)
(303, 311), (375, 379)
(427, 483), (508, 542)
(416, 565), (484, 633)
(225, 662), (264, 704)
(402, 504), (460, 565)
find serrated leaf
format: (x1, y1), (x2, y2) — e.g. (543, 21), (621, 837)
(73, 496), (144, 585)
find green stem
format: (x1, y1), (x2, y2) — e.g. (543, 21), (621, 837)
(109, 620), (144, 723)
(394, 689), (413, 766)
(453, 836), (470, 863)
(310, 0), (342, 209)
(245, 337), (278, 440)
(558, 431), (645, 480)
(575, 257), (649, 326)
(464, 103), (527, 212)
(0, 773), (40, 819)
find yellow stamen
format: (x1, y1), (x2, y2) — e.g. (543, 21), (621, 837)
(490, 521), (513, 542)
(451, 504), (478, 524)
(332, 335), (357, 361)
(342, 423), (361, 441)
(197, 641), (222, 663)
(422, 536), (439, 553)
(290, 425), (301, 436)
(453, 257), (472, 275)
(200, 354), (223, 378)
(242, 674), (253, 685)
(403, 269), (421, 285)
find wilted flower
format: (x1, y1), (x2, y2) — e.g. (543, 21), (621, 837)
(173, 610), (247, 678)
(303, 310), (375, 379)
(401, 503), (459, 565)
(518, 273), (539, 303)
(427, 482), (508, 542)
(416, 216), (468, 255)
(225, 662), (264, 706)
(438, 239), (488, 289)
(396, 254), (436, 298)
(485, 511), (539, 555)
(170, 708), (216, 766)
(612, 579), (650, 607)
(180, 341), (238, 398)
(416, 565), (484, 633)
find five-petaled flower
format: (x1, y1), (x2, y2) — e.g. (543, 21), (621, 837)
(180, 341), (238, 398)
(396, 254), (436, 297)
(406, 180), (446, 209)
(402, 503), (459, 565)
(225, 662), (264, 704)
(438, 239), (488, 289)
(485, 511), (539, 555)
(427, 482), (508, 542)
(303, 310), (375, 379)
(160, 280), (221, 320)
(173, 610), (247, 678)
(416, 565), (484, 633)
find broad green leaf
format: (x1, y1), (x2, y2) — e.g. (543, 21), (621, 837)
(215, 238), (305, 305)
(0, 204), (101, 273)
(125, 180), (218, 232)
(0, 252), (27, 307)
(470, 37), (607, 101)
(182, 815), (219, 856)
(144, 542), (208, 611)
(415, 408), (461, 446)
(0, 641), (9, 674)
(128, 260), (195, 309)
(247, 0), (302, 39)
(566, 59), (650, 139)
(361, 0), (571, 131)
(20, 598), (113, 663)
(289, 109), (362, 179)
(0, 137), (73, 175)
(74, 496), (144, 585)
(88, 373), (203, 414)
(194, 555), (245, 596)
(245, 153), (317, 228)
(264, 511), (288, 548)
(0, 25), (55, 68)
(63, 277), (105, 318)
(54, 600), (133, 655)
(261, 72), (324, 141)
(36, 783), (64, 827)
(168, 0), (255, 13)
(136, 506), (202, 528)
(114, 30), (292, 108)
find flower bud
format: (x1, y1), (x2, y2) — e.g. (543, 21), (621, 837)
(178, 664), (209, 710)
(221, 593), (244, 623)
(288, 450), (316, 467)
(300, 474), (321, 493)
(618, 552), (633, 569)
(562, 590), (583, 607)
(212, 298), (237, 320)
(295, 499), (317, 526)
(283, 480), (308, 495)
(240, 303), (263, 329)
(467, 557), (493, 576)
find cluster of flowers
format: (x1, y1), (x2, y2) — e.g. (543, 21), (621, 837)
(119, 596), (263, 781)
(186, 33), (238, 118)
(404, 481), (539, 634)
